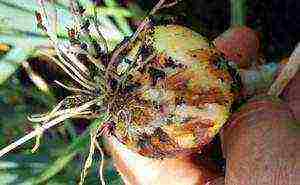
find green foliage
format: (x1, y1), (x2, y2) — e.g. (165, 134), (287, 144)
(0, 0), (132, 84)
(230, 0), (246, 26)
(22, 114), (110, 184)
(0, 0), (140, 184)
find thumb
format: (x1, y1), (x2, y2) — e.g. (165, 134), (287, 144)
(104, 136), (224, 185)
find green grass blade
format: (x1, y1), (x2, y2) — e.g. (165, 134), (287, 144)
(22, 113), (109, 185)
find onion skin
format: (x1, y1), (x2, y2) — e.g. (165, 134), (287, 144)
(221, 96), (300, 185)
(214, 26), (259, 69)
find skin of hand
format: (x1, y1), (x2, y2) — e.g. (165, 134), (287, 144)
(104, 136), (224, 185)
(221, 96), (300, 185)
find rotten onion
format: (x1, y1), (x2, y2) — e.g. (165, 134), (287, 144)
(111, 25), (241, 157)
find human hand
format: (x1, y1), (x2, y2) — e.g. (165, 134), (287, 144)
(104, 136), (224, 185)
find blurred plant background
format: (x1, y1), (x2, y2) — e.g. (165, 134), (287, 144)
(0, 0), (299, 184)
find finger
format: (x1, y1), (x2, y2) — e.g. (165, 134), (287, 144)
(104, 136), (224, 185)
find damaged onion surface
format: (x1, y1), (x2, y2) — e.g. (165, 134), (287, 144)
(112, 25), (241, 157)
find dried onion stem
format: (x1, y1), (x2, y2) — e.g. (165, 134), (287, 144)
(268, 42), (300, 97)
